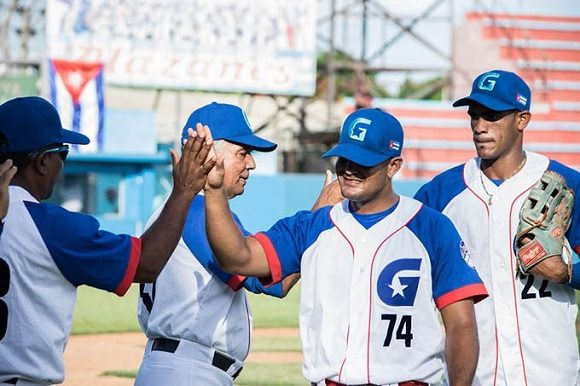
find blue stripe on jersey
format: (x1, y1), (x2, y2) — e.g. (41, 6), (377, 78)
(406, 205), (484, 301)
(24, 201), (134, 292)
(182, 195), (284, 298)
(548, 160), (580, 252)
(413, 164), (466, 211)
(261, 206), (335, 278)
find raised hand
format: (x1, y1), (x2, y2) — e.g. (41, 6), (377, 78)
(170, 123), (216, 197)
(0, 159), (17, 220)
(205, 155), (225, 191)
(311, 169), (344, 210)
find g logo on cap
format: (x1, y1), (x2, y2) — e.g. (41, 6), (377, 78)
(348, 117), (371, 142)
(478, 72), (500, 91)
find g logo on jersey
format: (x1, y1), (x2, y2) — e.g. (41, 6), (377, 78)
(377, 258), (422, 307)
(478, 72), (500, 91)
(348, 117), (370, 141)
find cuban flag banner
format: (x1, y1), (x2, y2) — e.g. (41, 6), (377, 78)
(48, 59), (104, 153)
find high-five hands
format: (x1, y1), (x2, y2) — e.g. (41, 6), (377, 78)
(170, 123), (217, 197)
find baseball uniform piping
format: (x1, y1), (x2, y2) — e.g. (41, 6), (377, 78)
(115, 236), (141, 296)
(367, 204), (422, 384)
(507, 184), (536, 386)
(434, 283), (488, 310)
(252, 232), (283, 284)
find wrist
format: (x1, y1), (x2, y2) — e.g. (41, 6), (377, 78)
(169, 186), (196, 202)
(204, 186), (226, 197)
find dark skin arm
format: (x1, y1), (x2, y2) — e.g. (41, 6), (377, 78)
(440, 299), (479, 386)
(134, 124), (216, 282)
(280, 272), (301, 296)
(529, 256), (569, 284)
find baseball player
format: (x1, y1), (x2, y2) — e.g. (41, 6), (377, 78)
(135, 102), (338, 386)
(414, 70), (580, 385)
(203, 108), (489, 386)
(0, 96), (215, 386)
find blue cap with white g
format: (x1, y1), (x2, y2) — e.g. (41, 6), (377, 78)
(322, 108), (404, 167)
(453, 70), (531, 111)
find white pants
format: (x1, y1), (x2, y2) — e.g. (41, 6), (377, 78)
(134, 339), (241, 386)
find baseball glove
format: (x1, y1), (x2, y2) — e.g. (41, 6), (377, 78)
(515, 170), (574, 276)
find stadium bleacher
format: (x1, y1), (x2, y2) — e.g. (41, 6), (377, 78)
(372, 11), (580, 179)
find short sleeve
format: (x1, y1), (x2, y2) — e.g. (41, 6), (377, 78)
(429, 215), (488, 309)
(414, 164), (466, 212)
(407, 206), (487, 309)
(254, 207), (333, 285)
(182, 195), (250, 291)
(25, 201), (140, 295)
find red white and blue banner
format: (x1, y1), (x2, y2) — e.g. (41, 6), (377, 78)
(48, 59), (104, 153)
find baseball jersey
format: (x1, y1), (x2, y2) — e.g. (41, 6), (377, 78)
(137, 194), (284, 362)
(414, 151), (580, 386)
(253, 196), (488, 385)
(0, 186), (140, 384)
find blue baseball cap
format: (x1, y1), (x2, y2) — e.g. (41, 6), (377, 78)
(453, 70), (531, 111)
(0, 96), (89, 153)
(322, 108), (404, 167)
(182, 102), (277, 152)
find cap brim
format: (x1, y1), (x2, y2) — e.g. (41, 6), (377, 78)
(61, 128), (90, 145)
(227, 134), (277, 152)
(452, 94), (518, 111)
(322, 143), (391, 167)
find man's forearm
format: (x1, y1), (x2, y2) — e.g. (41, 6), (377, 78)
(441, 300), (479, 386)
(204, 187), (257, 274)
(137, 189), (194, 282)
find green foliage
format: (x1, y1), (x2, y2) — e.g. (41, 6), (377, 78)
(316, 49), (391, 99)
(397, 76), (444, 100)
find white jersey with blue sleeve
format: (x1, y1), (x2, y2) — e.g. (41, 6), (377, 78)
(137, 194), (284, 363)
(252, 195), (487, 385)
(0, 186), (140, 384)
(414, 151), (580, 386)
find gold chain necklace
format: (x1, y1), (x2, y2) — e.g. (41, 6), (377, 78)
(479, 153), (527, 205)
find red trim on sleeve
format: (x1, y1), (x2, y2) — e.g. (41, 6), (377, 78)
(435, 283), (488, 310)
(227, 275), (246, 291)
(114, 237), (141, 296)
(252, 232), (282, 286)
(575, 245), (580, 255)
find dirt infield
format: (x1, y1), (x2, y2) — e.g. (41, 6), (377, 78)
(62, 328), (301, 386)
